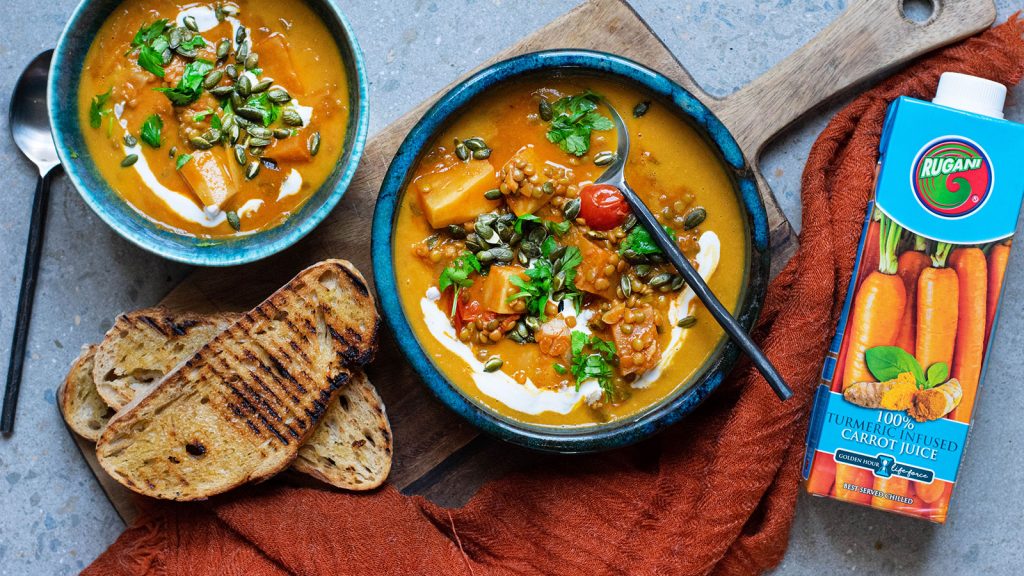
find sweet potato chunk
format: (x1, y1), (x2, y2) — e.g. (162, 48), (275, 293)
(268, 133), (312, 163)
(501, 146), (559, 216)
(569, 229), (620, 300)
(478, 265), (527, 315)
(415, 160), (500, 229)
(611, 304), (662, 376)
(255, 34), (303, 94)
(178, 149), (236, 210)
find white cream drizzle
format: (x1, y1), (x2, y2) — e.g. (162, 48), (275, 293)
(290, 99), (313, 126)
(122, 141), (226, 228)
(237, 199), (264, 218)
(277, 169), (303, 200)
(631, 231), (721, 389)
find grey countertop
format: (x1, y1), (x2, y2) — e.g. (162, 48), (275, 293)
(2, 1), (1023, 574)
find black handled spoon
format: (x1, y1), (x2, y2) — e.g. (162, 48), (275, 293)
(3, 50), (60, 434)
(593, 99), (792, 401)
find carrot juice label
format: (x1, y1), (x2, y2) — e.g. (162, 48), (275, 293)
(802, 73), (1024, 523)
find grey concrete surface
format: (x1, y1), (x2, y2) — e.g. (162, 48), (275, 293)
(1, 0), (1022, 574)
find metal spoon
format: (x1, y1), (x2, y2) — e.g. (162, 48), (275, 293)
(3, 50), (59, 434)
(594, 99), (792, 401)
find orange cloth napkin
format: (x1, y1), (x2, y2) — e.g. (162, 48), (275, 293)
(84, 18), (1024, 576)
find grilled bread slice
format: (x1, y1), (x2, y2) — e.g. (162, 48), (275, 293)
(93, 309), (238, 410)
(58, 346), (115, 441)
(96, 260), (380, 500)
(293, 370), (392, 490)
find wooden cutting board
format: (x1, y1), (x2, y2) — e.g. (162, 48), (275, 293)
(67, 0), (995, 524)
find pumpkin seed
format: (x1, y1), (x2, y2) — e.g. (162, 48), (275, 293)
(648, 254), (666, 264)
(476, 250), (495, 264)
(168, 27), (183, 49)
(228, 124), (240, 144)
(634, 264), (651, 278)
(491, 247), (514, 262)
(202, 70), (223, 89)
(248, 136), (272, 147)
(649, 273), (672, 287)
(477, 213), (498, 226)
(247, 125), (272, 140)
(516, 322), (530, 340)
(226, 210), (241, 231)
(520, 241), (540, 258)
(671, 275), (685, 291)
(527, 226), (547, 244)
(620, 275), (632, 298)
(123, 133), (138, 147)
(221, 114), (236, 132)
(472, 148), (491, 160)
(683, 207), (706, 230)
(189, 136), (213, 150)
(517, 250), (529, 265)
(455, 143), (469, 161)
(525, 316), (541, 331)
(621, 249), (644, 263)
(483, 357), (503, 373)
(183, 15), (198, 32)
(216, 39), (231, 60)
(120, 154), (138, 167)
(476, 224), (500, 245)
(633, 100), (651, 118)
(235, 106), (264, 122)
(208, 85), (234, 97)
(203, 128), (222, 143)
(273, 128), (292, 139)
(463, 137), (487, 151)
(464, 234), (483, 252)
(244, 53), (259, 71)
(236, 74), (252, 97)
(677, 315), (697, 329)
(161, 48), (174, 65)
(308, 132), (321, 156)
(235, 26), (247, 45)
(483, 188), (502, 201)
(281, 108), (303, 126)
(623, 213), (637, 231)
(563, 197), (581, 220)
(495, 221), (512, 242)
(244, 160), (260, 180)
(508, 231), (522, 245)
(594, 151), (616, 166)
(549, 245), (567, 262)
(169, 146), (177, 158)
(225, 65), (239, 80)
(552, 271), (565, 292)
(249, 145), (265, 157)
(539, 99), (553, 121)
(446, 224), (467, 239)
(233, 145), (246, 166)
(174, 45), (197, 59)
(267, 87), (291, 103)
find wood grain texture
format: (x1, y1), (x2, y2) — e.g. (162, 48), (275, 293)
(76, 0), (995, 522)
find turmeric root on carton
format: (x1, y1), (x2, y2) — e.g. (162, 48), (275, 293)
(802, 73), (1024, 523)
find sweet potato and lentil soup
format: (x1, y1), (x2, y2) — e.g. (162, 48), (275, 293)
(78, 0), (350, 237)
(393, 77), (748, 426)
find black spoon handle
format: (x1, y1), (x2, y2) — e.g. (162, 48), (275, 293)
(618, 180), (793, 401)
(2, 169), (54, 434)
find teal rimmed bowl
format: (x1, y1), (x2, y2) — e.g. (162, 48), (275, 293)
(373, 50), (770, 453)
(48, 0), (368, 266)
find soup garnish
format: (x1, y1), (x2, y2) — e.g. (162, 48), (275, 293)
(79, 0), (350, 237)
(394, 78), (749, 427)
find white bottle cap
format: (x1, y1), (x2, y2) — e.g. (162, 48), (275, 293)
(932, 72), (1007, 119)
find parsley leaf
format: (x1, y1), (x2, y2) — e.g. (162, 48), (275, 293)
(88, 88), (113, 129)
(619, 225), (677, 256)
(178, 36), (206, 51)
(140, 114), (163, 148)
(175, 153), (193, 170)
(508, 245), (582, 320)
(137, 45), (166, 78)
(545, 91), (613, 156)
(438, 252), (482, 317)
(132, 20), (171, 78)
(570, 331), (618, 399)
(155, 59), (214, 106)
(132, 19), (169, 48)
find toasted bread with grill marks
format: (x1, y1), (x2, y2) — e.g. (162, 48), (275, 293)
(96, 260), (380, 500)
(94, 308), (238, 410)
(293, 370), (392, 490)
(58, 346), (115, 441)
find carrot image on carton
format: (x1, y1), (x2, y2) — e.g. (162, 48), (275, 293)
(803, 73), (1024, 523)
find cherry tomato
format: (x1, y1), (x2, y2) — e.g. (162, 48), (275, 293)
(578, 184), (629, 230)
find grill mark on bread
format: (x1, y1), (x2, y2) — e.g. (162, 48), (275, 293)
(139, 315), (169, 337)
(338, 264), (369, 296)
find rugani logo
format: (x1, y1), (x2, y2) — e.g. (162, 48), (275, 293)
(912, 137), (993, 218)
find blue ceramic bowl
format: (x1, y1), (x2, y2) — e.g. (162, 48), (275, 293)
(373, 50), (770, 452)
(48, 0), (368, 266)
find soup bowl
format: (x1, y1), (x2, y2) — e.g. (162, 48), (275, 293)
(48, 0), (368, 266)
(372, 50), (770, 452)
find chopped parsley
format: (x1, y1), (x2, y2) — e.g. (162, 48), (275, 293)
(514, 214), (572, 237)
(619, 225), (677, 256)
(570, 331), (618, 399)
(88, 88), (113, 129)
(508, 243), (582, 321)
(175, 153), (193, 170)
(131, 20), (171, 78)
(155, 59), (214, 106)
(140, 114), (163, 148)
(438, 252), (481, 317)
(545, 91), (613, 156)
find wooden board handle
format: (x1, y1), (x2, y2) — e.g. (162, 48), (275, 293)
(714, 0), (996, 157)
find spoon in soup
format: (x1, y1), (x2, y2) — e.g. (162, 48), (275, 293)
(590, 100), (792, 401)
(3, 50), (60, 434)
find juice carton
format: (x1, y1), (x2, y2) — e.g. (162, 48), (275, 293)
(802, 73), (1024, 523)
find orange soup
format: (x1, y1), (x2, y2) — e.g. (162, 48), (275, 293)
(78, 0), (350, 237)
(393, 77), (749, 427)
